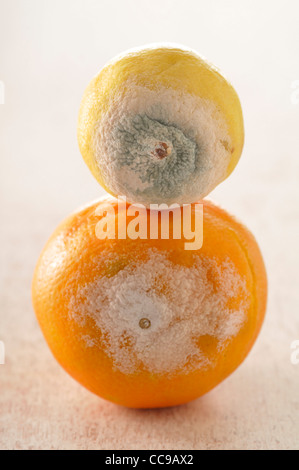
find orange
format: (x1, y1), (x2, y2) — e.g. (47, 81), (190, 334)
(32, 198), (267, 408)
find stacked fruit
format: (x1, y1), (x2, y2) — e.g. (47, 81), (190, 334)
(32, 45), (267, 408)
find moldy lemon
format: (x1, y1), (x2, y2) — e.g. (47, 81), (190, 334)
(78, 44), (244, 207)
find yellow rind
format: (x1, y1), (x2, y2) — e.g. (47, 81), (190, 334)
(78, 45), (244, 198)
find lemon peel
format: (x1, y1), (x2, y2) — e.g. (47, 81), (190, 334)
(78, 44), (244, 206)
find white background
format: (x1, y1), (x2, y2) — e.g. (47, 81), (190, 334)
(0, 0), (299, 449)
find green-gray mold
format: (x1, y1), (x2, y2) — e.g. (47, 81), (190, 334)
(112, 114), (201, 200)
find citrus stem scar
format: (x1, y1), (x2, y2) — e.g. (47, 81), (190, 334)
(151, 142), (171, 160)
(139, 318), (151, 329)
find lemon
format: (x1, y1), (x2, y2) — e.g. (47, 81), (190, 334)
(78, 44), (244, 206)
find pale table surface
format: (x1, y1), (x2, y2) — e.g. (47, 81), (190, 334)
(1, 0), (299, 450)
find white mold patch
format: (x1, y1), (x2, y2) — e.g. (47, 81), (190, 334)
(68, 250), (249, 376)
(93, 82), (231, 206)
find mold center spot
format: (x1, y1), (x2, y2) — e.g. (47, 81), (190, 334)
(151, 142), (171, 160)
(139, 317), (151, 329)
